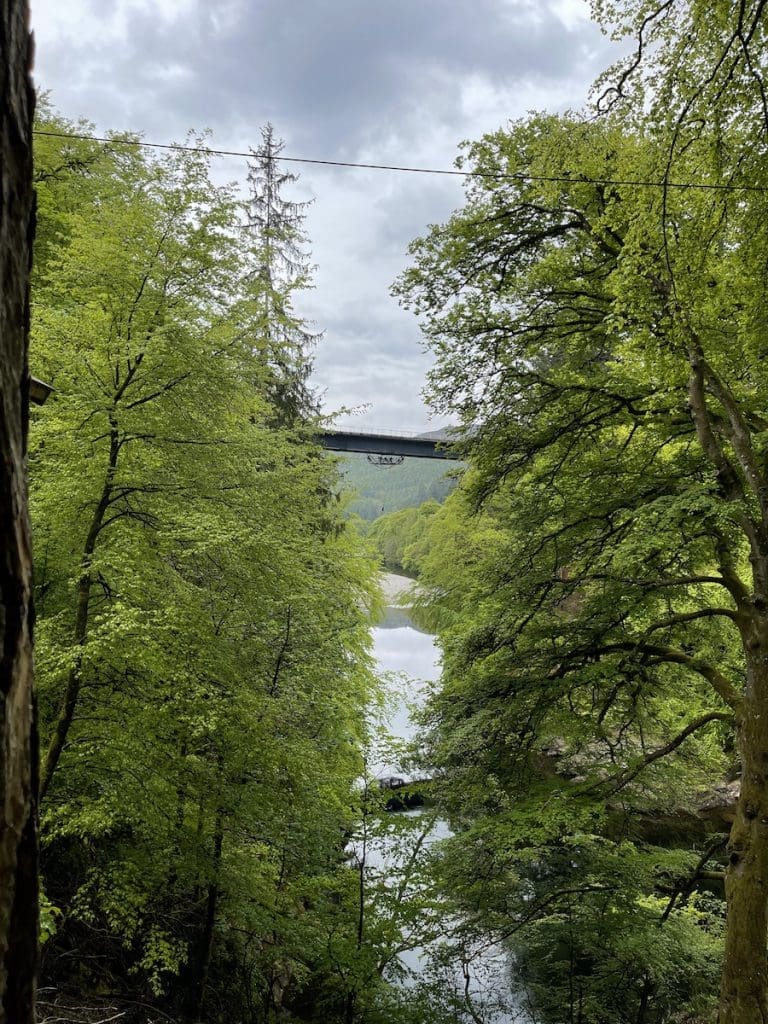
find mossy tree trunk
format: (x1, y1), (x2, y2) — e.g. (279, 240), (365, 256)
(720, 630), (768, 1024)
(0, 1), (37, 1021)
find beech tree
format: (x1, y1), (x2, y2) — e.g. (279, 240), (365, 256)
(29, 116), (380, 1021)
(592, 5), (768, 1020)
(396, 108), (768, 1024)
(0, 1), (37, 1021)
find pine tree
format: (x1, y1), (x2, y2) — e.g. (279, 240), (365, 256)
(246, 124), (321, 425)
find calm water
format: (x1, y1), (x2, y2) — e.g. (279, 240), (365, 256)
(370, 574), (530, 1024)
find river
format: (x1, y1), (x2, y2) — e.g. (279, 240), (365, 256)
(369, 572), (531, 1024)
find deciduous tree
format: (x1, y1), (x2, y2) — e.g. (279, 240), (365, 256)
(30, 116), (380, 1021)
(396, 109), (768, 1022)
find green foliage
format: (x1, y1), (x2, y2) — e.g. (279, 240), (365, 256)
(35, 2), (768, 1013)
(391, 107), (764, 1021)
(300, 759), (458, 1024)
(366, 500), (443, 575)
(31, 107), (382, 1022)
(513, 888), (722, 1024)
(339, 452), (456, 521)
(245, 123), (321, 423)
(39, 889), (61, 947)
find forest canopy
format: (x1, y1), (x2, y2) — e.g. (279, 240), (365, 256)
(393, 4), (768, 1013)
(30, 107), (391, 1023)
(21, 2), (768, 1022)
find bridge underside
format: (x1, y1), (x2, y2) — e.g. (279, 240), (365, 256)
(318, 429), (456, 460)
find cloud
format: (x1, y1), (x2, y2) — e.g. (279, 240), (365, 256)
(33, 0), (610, 148)
(31, 0), (619, 430)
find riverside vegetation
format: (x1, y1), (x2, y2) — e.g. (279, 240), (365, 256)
(28, 2), (768, 1022)
(30, 105), (487, 1024)
(31, 109), (393, 1023)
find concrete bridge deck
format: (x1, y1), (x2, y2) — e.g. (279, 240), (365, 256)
(318, 427), (457, 460)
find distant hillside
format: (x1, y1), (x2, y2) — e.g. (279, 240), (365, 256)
(338, 451), (459, 520)
(416, 427), (458, 441)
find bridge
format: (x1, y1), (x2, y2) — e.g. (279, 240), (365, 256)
(318, 427), (458, 460)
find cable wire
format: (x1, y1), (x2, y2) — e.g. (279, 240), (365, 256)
(31, 127), (768, 193)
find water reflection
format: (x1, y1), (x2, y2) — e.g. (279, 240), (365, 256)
(370, 574), (531, 1024)
(372, 624), (438, 746)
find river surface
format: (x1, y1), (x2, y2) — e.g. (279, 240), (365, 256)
(370, 573), (531, 1023)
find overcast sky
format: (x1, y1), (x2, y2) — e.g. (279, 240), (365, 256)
(30, 0), (618, 431)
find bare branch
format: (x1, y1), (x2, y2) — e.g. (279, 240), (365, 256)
(123, 373), (191, 410)
(594, 1), (675, 113)
(659, 836), (728, 924)
(643, 607), (741, 632)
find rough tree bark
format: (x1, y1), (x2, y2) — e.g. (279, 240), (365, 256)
(0, 1), (38, 1022)
(719, 634), (768, 1024)
(685, 341), (768, 1021)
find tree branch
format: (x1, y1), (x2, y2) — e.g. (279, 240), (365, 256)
(643, 607), (741, 632)
(598, 710), (734, 796)
(553, 641), (742, 711)
(658, 836), (728, 925)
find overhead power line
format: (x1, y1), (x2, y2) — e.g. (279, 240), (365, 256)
(32, 127), (768, 194)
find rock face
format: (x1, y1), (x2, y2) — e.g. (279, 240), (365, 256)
(538, 738), (739, 835)
(699, 780), (740, 826)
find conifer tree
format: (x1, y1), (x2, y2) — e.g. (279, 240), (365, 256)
(246, 125), (321, 425)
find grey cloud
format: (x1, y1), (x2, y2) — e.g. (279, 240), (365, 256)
(32, 0), (620, 430)
(372, 180), (463, 252)
(313, 319), (428, 375)
(39, 0), (609, 152)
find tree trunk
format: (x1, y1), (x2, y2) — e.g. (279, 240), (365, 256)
(0, 2), (37, 1021)
(720, 638), (768, 1024)
(39, 417), (119, 801)
(192, 755), (225, 1022)
(193, 810), (223, 1021)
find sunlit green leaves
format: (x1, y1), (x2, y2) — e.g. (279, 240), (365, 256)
(31, 110), (381, 1020)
